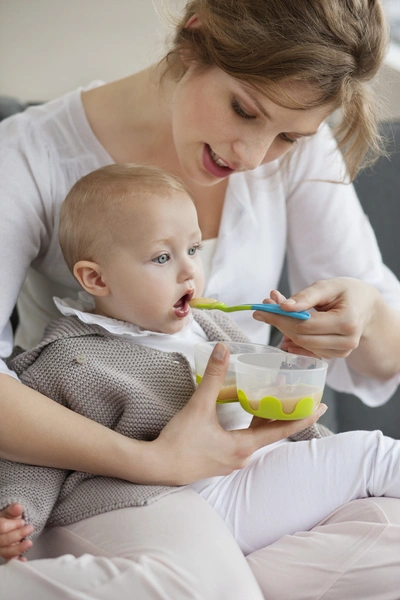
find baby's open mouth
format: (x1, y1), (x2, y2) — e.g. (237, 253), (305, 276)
(173, 290), (194, 318)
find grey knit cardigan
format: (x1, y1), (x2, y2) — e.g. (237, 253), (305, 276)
(0, 310), (328, 542)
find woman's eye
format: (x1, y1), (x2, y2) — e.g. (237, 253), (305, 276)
(279, 133), (297, 144)
(232, 98), (255, 120)
(152, 253), (169, 264)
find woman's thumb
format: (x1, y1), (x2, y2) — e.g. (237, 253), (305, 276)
(196, 343), (229, 405)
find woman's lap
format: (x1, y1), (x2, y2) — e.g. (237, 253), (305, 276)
(247, 497), (400, 600)
(7, 489), (263, 600)
(2, 492), (400, 599)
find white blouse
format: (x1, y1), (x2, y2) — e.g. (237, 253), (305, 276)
(1, 81), (400, 406)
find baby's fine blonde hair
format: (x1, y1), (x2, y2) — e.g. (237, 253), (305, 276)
(161, 0), (388, 180)
(59, 163), (190, 272)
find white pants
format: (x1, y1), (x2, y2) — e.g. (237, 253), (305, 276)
(1, 433), (400, 599)
(191, 430), (400, 554)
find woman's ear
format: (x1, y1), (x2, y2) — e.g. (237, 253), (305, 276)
(73, 261), (110, 297)
(181, 14), (202, 67)
(185, 14), (200, 29)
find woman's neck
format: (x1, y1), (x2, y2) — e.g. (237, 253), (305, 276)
(82, 65), (176, 167)
(81, 65), (228, 239)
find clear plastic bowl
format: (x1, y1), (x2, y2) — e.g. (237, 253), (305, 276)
(194, 341), (283, 402)
(235, 353), (328, 420)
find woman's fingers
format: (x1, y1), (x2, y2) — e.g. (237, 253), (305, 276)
(266, 290), (287, 304)
(253, 278), (376, 359)
(190, 343), (229, 410)
(243, 403), (328, 452)
(279, 279), (343, 312)
(280, 341), (320, 358)
(281, 329), (359, 356)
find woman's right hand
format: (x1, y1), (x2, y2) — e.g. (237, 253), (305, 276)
(151, 342), (327, 485)
(0, 503), (33, 561)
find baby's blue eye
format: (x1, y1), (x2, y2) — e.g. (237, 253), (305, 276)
(153, 253), (169, 264)
(188, 246), (197, 256)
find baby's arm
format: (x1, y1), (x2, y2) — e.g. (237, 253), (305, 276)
(0, 459), (68, 560)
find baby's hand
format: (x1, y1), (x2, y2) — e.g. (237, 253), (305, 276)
(0, 503), (33, 561)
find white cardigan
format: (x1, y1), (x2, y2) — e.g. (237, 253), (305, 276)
(1, 81), (400, 405)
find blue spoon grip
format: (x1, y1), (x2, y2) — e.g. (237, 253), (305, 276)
(250, 304), (311, 320)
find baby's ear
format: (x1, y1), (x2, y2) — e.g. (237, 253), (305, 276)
(73, 261), (110, 297)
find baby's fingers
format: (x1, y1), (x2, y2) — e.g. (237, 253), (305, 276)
(0, 513), (27, 536)
(0, 503), (24, 520)
(0, 537), (33, 561)
(0, 522), (34, 561)
(0, 523), (34, 548)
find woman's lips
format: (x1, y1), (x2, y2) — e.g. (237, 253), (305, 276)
(202, 144), (235, 178)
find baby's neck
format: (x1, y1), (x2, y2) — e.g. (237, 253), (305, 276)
(91, 297), (161, 334)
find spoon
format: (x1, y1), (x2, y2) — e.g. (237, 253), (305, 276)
(189, 297), (310, 321)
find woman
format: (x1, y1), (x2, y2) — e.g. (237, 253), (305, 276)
(1, 1), (400, 598)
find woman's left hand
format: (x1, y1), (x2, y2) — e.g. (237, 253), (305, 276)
(254, 277), (400, 380)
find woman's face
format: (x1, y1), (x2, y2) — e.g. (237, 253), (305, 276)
(170, 66), (330, 186)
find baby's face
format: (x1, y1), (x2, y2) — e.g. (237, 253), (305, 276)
(98, 191), (204, 334)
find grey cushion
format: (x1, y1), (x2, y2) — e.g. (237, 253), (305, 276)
(334, 121), (400, 438)
(0, 96), (26, 121)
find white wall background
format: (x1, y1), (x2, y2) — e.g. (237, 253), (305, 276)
(0, 0), (185, 102)
(1, 0), (399, 119)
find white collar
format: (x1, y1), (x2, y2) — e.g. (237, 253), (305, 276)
(53, 292), (194, 339)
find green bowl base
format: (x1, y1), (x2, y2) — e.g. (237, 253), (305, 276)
(237, 389), (316, 420)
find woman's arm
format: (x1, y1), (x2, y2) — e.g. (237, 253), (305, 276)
(0, 374), (150, 479)
(0, 345), (327, 486)
(346, 285), (400, 379)
(264, 124), (400, 402)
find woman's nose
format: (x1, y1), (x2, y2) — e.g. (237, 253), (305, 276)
(232, 136), (273, 171)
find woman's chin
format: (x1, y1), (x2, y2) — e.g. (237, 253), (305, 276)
(180, 156), (225, 188)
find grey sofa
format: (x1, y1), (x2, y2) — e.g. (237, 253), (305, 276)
(331, 122), (400, 438)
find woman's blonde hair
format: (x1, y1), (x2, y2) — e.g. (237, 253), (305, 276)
(59, 163), (190, 272)
(160, 0), (389, 181)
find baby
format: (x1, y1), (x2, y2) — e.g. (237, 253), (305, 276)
(0, 164), (399, 559)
